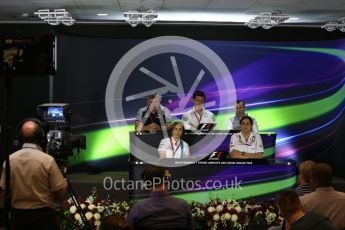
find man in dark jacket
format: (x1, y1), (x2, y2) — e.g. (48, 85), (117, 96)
(128, 165), (194, 230)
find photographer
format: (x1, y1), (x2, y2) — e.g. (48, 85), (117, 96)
(0, 119), (67, 230)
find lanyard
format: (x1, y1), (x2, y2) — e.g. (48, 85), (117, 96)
(238, 135), (255, 146)
(170, 138), (181, 158)
(193, 111), (202, 125)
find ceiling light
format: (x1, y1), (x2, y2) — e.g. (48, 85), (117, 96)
(322, 17), (345, 32)
(34, 9), (76, 26)
(245, 11), (289, 29)
(124, 9), (158, 27)
(97, 13), (108, 16)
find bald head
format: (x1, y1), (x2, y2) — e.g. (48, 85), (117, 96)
(21, 120), (41, 144)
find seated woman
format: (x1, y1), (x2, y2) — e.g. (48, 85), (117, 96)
(229, 116), (263, 159)
(158, 122), (190, 159)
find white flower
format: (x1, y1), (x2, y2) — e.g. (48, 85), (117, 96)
(94, 220), (101, 226)
(194, 207), (205, 217)
(255, 211), (262, 216)
(88, 204), (96, 210)
(67, 197), (73, 204)
(69, 206), (77, 214)
(80, 204), (86, 209)
(94, 213), (101, 221)
(208, 207), (216, 213)
(266, 212), (276, 224)
(97, 206), (105, 213)
(224, 213), (231, 220)
(86, 196), (94, 203)
(74, 213), (81, 221)
(227, 204), (233, 210)
(231, 214), (238, 222)
(213, 214), (220, 221)
(234, 205), (241, 213)
(85, 212), (93, 220)
(231, 200), (239, 206)
(216, 205), (223, 212)
(221, 214), (226, 221)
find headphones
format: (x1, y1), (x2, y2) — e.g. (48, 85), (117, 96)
(15, 118), (45, 145)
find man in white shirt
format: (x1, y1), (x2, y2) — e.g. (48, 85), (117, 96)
(182, 90), (215, 131)
(135, 94), (172, 132)
(228, 100), (259, 133)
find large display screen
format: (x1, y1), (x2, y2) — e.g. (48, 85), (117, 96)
(55, 36), (345, 177)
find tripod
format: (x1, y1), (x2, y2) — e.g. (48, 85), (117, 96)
(58, 162), (93, 230)
(45, 115), (91, 229)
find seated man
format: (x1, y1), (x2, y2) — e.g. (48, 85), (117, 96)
(135, 94), (172, 132)
(300, 163), (345, 230)
(228, 100), (258, 133)
(182, 90), (215, 131)
(275, 190), (335, 230)
(128, 165), (194, 230)
(295, 160), (315, 196)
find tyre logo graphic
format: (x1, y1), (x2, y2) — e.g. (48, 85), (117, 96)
(105, 36), (236, 167)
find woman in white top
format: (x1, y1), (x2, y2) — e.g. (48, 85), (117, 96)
(158, 122), (190, 159)
(229, 116), (264, 159)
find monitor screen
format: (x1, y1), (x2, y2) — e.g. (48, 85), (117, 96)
(47, 106), (64, 120)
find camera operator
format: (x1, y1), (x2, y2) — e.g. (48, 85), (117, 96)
(0, 119), (67, 230)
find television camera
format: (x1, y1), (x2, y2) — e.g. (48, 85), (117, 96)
(37, 103), (86, 162)
(37, 103), (92, 229)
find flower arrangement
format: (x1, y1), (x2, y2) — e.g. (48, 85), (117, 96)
(63, 188), (129, 229)
(63, 188), (282, 230)
(190, 198), (283, 230)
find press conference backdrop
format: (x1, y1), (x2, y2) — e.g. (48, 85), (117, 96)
(54, 36), (345, 177)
